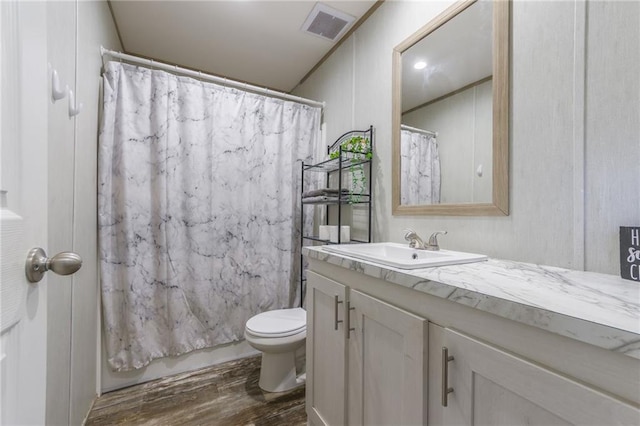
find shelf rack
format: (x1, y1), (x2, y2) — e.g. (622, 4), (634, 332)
(299, 125), (374, 306)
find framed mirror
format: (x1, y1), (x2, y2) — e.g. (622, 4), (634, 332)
(392, 0), (509, 216)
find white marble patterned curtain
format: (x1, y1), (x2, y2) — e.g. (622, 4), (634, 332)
(400, 130), (441, 205)
(98, 62), (320, 371)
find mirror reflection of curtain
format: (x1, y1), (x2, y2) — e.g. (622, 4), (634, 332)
(400, 130), (441, 205)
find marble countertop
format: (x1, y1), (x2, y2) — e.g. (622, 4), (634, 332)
(303, 246), (640, 360)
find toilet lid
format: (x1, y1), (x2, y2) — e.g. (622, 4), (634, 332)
(246, 308), (306, 338)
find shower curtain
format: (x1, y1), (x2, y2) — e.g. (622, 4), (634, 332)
(98, 62), (320, 371)
(400, 129), (441, 205)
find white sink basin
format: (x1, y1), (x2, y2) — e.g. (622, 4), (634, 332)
(322, 242), (487, 269)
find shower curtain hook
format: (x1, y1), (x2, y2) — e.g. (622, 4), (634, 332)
(150, 59), (154, 70)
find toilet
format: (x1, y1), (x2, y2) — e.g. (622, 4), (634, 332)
(244, 307), (306, 392)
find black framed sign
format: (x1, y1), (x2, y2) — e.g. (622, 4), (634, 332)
(620, 226), (640, 282)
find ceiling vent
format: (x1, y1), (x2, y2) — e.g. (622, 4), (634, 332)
(301, 3), (356, 42)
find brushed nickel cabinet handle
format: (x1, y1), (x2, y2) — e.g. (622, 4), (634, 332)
(334, 295), (343, 330)
(345, 301), (355, 339)
(442, 347), (454, 407)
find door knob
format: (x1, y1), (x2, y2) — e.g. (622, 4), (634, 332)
(25, 247), (82, 283)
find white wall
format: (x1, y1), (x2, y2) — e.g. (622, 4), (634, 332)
(584, 1), (640, 273)
(46, 0), (77, 422)
(294, 0), (640, 274)
(43, 1), (121, 424)
(403, 80), (493, 203)
(71, 1), (121, 422)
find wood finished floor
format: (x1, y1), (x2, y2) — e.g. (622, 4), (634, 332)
(85, 356), (306, 426)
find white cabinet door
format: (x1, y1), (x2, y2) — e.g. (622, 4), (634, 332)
(306, 271), (348, 426)
(442, 328), (640, 426)
(348, 289), (427, 426)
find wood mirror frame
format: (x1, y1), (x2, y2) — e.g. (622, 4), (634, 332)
(392, 0), (510, 216)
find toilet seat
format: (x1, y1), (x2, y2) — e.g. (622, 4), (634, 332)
(245, 307), (306, 338)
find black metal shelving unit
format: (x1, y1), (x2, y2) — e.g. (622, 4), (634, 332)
(299, 125), (374, 306)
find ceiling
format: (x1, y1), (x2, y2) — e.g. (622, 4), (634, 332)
(109, 1), (377, 93)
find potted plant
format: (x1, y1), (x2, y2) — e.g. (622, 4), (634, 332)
(329, 136), (372, 203)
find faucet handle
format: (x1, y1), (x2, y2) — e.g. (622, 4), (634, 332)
(428, 231), (448, 248)
(403, 228), (417, 241)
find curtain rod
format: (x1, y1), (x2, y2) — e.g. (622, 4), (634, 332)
(401, 124), (438, 137)
(100, 46), (325, 109)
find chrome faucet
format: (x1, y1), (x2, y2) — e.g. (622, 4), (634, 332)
(403, 229), (447, 251)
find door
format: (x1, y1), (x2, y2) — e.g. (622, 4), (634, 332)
(442, 328), (640, 425)
(1, 1), (51, 425)
(306, 271), (348, 426)
(1, 1), (78, 424)
(347, 289), (427, 426)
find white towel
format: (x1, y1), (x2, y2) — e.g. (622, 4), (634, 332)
(302, 188), (350, 198)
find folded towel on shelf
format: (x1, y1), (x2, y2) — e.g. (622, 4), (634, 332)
(301, 195), (340, 204)
(302, 188), (350, 198)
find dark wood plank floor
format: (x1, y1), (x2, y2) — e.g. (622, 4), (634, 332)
(85, 356), (306, 426)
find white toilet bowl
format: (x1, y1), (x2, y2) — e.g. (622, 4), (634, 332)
(244, 307), (306, 392)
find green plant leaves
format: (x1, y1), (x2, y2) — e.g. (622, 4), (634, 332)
(328, 136), (371, 203)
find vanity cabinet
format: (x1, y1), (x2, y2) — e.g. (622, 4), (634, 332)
(305, 258), (640, 426)
(306, 271), (427, 426)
